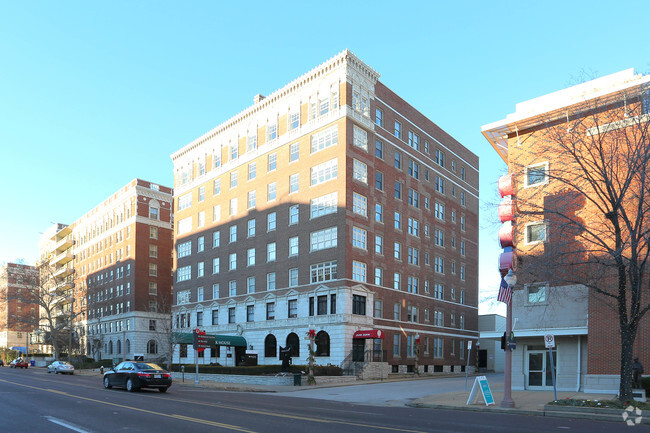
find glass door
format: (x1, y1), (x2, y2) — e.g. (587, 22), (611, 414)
(528, 352), (544, 387)
(352, 339), (365, 362)
(527, 349), (557, 388)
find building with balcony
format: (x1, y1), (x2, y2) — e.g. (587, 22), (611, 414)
(170, 50), (479, 373)
(482, 69), (650, 393)
(38, 179), (174, 362)
(0, 263), (39, 356)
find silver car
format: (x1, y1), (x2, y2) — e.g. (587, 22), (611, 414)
(47, 361), (75, 375)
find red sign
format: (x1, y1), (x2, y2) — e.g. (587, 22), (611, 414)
(353, 330), (384, 339)
(193, 329), (207, 352)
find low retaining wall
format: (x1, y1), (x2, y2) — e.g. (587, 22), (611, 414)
(544, 405), (650, 425)
(170, 372), (357, 386)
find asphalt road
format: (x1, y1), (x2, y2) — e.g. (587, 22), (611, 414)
(269, 374), (492, 406)
(0, 367), (637, 433)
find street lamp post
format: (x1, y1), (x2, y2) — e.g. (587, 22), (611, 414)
(500, 268), (517, 408)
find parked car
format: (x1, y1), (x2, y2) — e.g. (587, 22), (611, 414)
(103, 361), (172, 392)
(47, 361), (75, 375)
(0, 359), (4, 366)
(10, 359), (28, 368)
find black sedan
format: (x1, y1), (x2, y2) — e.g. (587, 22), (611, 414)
(103, 361), (172, 392)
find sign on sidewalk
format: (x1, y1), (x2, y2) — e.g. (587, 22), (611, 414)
(467, 376), (495, 406)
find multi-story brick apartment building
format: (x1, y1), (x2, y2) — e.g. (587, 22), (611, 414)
(482, 69), (650, 393)
(0, 263), (39, 357)
(39, 179), (174, 362)
(171, 50), (479, 373)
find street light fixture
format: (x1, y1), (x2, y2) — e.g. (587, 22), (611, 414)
(500, 268), (517, 408)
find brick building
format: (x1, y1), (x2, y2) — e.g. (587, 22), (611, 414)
(39, 179), (174, 362)
(170, 50), (479, 373)
(482, 69), (650, 392)
(0, 263), (39, 357)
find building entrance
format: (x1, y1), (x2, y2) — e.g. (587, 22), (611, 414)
(527, 347), (556, 388)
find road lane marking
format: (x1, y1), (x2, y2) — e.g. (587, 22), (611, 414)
(1, 377), (425, 433)
(149, 395), (428, 432)
(0, 378), (255, 433)
(45, 416), (92, 433)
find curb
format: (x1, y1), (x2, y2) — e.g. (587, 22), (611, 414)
(405, 402), (540, 417)
(406, 402), (650, 425)
(544, 405), (650, 425)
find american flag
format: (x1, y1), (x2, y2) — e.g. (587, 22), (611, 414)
(497, 277), (512, 305)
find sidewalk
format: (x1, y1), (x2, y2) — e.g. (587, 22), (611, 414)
(78, 368), (647, 423)
(409, 389), (617, 415)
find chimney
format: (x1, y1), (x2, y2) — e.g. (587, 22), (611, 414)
(254, 94), (265, 104)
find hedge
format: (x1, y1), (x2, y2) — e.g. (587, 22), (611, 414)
(642, 376), (650, 394)
(171, 364), (342, 376)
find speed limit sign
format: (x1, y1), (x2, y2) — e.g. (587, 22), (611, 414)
(544, 334), (555, 348)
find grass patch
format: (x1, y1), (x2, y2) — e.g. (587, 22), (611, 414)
(548, 398), (650, 410)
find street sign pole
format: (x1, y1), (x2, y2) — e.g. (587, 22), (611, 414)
(195, 348), (199, 385)
(465, 340), (473, 391)
(548, 348), (557, 400)
(545, 334), (557, 401)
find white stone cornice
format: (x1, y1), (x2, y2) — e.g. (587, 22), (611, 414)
(134, 185), (173, 203)
(170, 49), (380, 163)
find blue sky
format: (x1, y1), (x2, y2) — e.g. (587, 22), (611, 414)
(2, 1), (648, 315)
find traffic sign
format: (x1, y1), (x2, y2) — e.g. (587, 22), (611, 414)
(544, 334), (555, 349)
(193, 329), (207, 352)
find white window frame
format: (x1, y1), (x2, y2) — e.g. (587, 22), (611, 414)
(526, 283), (548, 304)
(352, 159), (368, 184)
(524, 161), (550, 188)
(525, 221), (547, 245)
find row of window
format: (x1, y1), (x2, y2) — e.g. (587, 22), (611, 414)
(176, 253), (466, 305)
(96, 339), (158, 356)
(179, 179), (466, 239)
(176, 88), (342, 187)
(176, 205), (467, 273)
(375, 106), (468, 183)
(373, 299), (466, 328)
(75, 204), (135, 247)
(176, 294), (364, 328)
(77, 225), (161, 277)
(392, 335), (466, 359)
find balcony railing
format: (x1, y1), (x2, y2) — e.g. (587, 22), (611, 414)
(53, 251), (74, 266)
(54, 236), (74, 252)
(53, 265), (74, 278)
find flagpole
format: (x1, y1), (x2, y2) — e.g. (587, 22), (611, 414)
(500, 269), (516, 408)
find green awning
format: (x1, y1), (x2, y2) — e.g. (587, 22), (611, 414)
(171, 332), (247, 347)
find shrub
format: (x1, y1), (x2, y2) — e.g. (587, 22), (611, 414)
(170, 364), (342, 376)
(642, 376), (650, 394)
(92, 359), (114, 368)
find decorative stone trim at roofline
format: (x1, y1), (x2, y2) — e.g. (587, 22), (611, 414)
(170, 49), (380, 161)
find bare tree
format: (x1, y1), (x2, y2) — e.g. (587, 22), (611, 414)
(5, 265), (87, 360)
(512, 87), (650, 401)
(150, 294), (176, 370)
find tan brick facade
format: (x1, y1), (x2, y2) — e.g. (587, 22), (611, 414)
(171, 51), (478, 370)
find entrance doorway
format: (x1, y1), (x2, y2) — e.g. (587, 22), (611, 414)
(478, 349), (488, 370)
(352, 339), (365, 362)
(527, 347), (556, 388)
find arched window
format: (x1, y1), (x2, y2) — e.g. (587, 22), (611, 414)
(108, 340), (113, 355)
(286, 333), (300, 358)
(126, 339), (130, 355)
(147, 340), (158, 354)
(117, 339), (122, 354)
(315, 331), (330, 356)
(265, 334), (277, 358)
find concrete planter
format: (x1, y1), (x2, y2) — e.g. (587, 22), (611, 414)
(544, 404), (650, 425)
